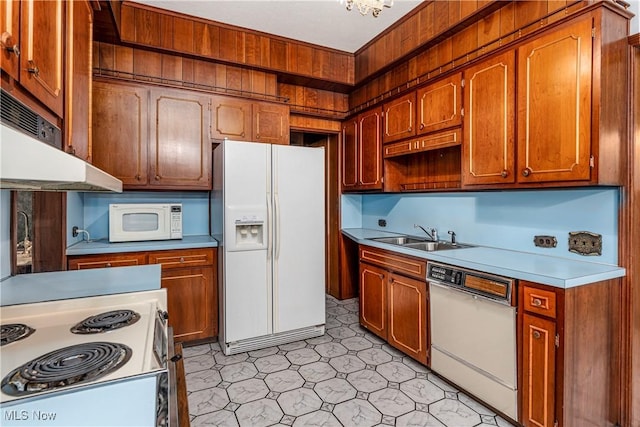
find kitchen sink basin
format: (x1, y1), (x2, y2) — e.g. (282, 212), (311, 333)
(370, 236), (429, 245)
(404, 241), (473, 251)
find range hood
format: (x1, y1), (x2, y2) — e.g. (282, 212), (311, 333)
(0, 89), (122, 192)
(0, 124), (122, 192)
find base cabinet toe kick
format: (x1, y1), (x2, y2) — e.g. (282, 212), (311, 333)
(358, 244), (622, 427)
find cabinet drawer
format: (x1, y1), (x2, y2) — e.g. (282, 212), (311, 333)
(522, 285), (557, 319)
(68, 253), (147, 270)
(359, 246), (426, 280)
(149, 249), (215, 270)
(384, 129), (462, 159)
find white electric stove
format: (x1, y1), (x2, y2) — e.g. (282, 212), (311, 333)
(0, 289), (175, 427)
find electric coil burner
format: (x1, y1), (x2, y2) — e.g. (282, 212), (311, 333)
(1, 324), (35, 346)
(70, 309), (141, 334)
(1, 341), (132, 396)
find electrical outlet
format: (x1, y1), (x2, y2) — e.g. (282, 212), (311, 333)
(378, 219), (387, 227)
(568, 231), (602, 256)
(534, 235), (557, 248)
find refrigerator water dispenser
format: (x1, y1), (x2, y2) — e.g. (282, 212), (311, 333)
(235, 219), (264, 247)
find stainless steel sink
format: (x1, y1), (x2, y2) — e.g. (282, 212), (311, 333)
(404, 241), (473, 251)
(370, 236), (428, 245)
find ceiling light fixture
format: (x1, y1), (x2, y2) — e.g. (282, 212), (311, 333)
(344, 0), (394, 17)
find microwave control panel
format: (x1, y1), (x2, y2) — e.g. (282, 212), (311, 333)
(170, 205), (183, 239)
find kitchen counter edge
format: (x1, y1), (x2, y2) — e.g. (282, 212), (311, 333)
(65, 235), (219, 256)
(343, 228), (625, 289)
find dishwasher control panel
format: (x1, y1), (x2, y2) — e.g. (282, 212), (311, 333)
(427, 262), (514, 305)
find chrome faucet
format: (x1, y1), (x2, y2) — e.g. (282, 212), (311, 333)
(414, 224), (438, 241)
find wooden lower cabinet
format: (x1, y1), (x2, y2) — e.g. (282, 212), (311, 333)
(359, 245), (429, 365)
(388, 273), (428, 364)
(359, 263), (387, 340)
(519, 279), (619, 427)
(67, 247), (218, 343)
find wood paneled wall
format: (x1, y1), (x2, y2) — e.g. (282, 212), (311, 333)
(279, 83), (349, 119)
(118, 2), (354, 89)
(350, 0), (589, 110)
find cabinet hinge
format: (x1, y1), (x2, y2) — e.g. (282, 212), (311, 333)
(461, 107), (464, 117)
(590, 155), (595, 168)
(555, 334), (560, 347)
(461, 79), (465, 88)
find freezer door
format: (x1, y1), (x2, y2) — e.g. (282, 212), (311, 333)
(222, 141), (272, 342)
(272, 145), (326, 333)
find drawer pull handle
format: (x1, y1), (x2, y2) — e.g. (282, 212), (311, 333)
(179, 257), (185, 263)
(531, 298), (543, 307)
(533, 330), (541, 339)
(105, 263), (112, 267)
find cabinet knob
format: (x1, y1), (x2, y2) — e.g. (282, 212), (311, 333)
(531, 298), (543, 307)
(407, 127), (412, 132)
(135, 174), (141, 181)
(27, 61), (39, 76)
(179, 257), (185, 263)
(155, 175), (160, 181)
(522, 167), (532, 177)
(170, 354), (183, 363)
(501, 170), (508, 178)
(105, 263), (112, 267)
(419, 124), (424, 130)
(533, 330), (542, 339)
(0, 32), (19, 57)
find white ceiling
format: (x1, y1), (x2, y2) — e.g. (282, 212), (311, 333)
(131, 0), (423, 53)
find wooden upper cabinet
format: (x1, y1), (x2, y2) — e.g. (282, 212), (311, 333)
(383, 92), (416, 144)
(417, 73), (462, 136)
(64, 0), (93, 163)
(149, 88), (212, 189)
(341, 118), (358, 190)
(211, 96), (290, 145)
(0, 0), (20, 81)
(92, 80), (149, 188)
(19, 0), (64, 117)
(463, 51), (515, 186)
(211, 96), (252, 141)
(517, 17), (592, 184)
(253, 101), (290, 145)
(358, 108), (383, 189)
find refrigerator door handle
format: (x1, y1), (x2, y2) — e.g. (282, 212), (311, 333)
(266, 193), (273, 260)
(274, 193), (281, 259)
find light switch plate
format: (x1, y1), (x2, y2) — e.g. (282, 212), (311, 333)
(568, 231), (602, 256)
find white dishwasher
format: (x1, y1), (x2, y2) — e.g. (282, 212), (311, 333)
(427, 262), (517, 420)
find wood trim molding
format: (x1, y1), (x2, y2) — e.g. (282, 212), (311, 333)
(629, 33), (640, 47)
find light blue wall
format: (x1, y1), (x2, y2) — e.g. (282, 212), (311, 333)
(341, 194), (363, 228)
(1, 190), (12, 280)
(354, 188), (620, 264)
(69, 191), (210, 243)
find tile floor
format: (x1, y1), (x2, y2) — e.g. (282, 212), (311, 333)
(184, 295), (517, 427)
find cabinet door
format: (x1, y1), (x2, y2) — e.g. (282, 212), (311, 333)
(161, 267), (217, 342)
(359, 263), (387, 339)
(388, 273), (428, 364)
(64, 0), (93, 163)
(67, 253), (147, 270)
(211, 96), (252, 141)
(463, 51), (515, 185)
(358, 108), (383, 190)
(517, 17), (592, 183)
(521, 313), (556, 427)
(253, 101), (289, 145)
(149, 89), (211, 189)
(92, 81), (149, 188)
(19, 0), (64, 117)
(0, 0), (20, 80)
(341, 119), (358, 191)
(417, 73), (462, 135)
(383, 92), (416, 143)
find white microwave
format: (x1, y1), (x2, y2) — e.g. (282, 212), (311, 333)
(109, 203), (183, 242)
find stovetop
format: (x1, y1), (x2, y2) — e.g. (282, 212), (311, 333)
(0, 289), (167, 404)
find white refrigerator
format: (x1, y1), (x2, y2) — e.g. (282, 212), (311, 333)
(212, 140), (326, 355)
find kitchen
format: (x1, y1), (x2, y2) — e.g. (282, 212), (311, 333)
(2, 3), (637, 425)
